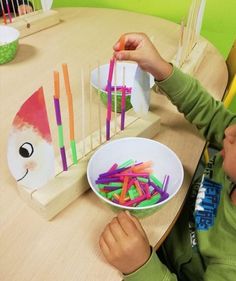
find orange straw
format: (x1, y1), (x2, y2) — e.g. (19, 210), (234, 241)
(62, 64), (75, 140)
(119, 176), (129, 204)
(62, 63), (78, 164)
(53, 71), (60, 98)
(132, 161), (153, 173)
(134, 180), (143, 196)
(119, 35), (126, 51)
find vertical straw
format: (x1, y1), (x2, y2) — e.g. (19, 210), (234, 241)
(196, 0), (206, 38)
(119, 35), (126, 131)
(97, 63), (102, 144)
(189, 0), (200, 52)
(5, 0), (12, 23)
(120, 66), (126, 130)
(113, 59), (118, 134)
(62, 63), (78, 164)
(81, 69), (86, 157)
(106, 58), (115, 140)
(89, 66), (93, 151)
(176, 19), (185, 67)
(16, 0), (21, 16)
(0, 0), (7, 24)
(181, 0), (194, 63)
(22, 0), (26, 14)
(53, 71), (68, 171)
(10, 0), (17, 18)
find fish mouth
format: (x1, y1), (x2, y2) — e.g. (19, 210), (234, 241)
(17, 169), (29, 182)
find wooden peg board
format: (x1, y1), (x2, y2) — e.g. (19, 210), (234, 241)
(17, 108), (161, 220)
(2, 9), (60, 38)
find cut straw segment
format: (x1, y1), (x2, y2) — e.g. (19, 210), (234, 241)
(119, 35), (126, 51)
(106, 58), (115, 140)
(53, 71), (68, 171)
(120, 66), (126, 130)
(96, 160), (170, 208)
(62, 63), (78, 164)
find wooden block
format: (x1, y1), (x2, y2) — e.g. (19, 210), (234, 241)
(5, 10), (60, 38)
(17, 109), (161, 220)
(172, 40), (208, 75)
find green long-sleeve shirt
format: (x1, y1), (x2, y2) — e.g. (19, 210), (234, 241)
(124, 67), (236, 281)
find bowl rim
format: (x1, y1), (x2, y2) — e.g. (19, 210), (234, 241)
(90, 61), (138, 95)
(87, 137), (184, 210)
(0, 25), (20, 45)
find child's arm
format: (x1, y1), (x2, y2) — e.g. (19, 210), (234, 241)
(114, 33), (236, 148)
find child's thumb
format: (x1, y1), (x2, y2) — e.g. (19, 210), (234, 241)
(125, 210), (147, 238)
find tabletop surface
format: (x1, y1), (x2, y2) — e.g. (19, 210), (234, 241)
(0, 7), (228, 281)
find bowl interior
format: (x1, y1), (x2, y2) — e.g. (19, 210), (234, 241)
(90, 62), (154, 95)
(0, 26), (19, 45)
(87, 137), (184, 211)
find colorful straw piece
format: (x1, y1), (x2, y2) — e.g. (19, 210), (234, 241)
(53, 71), (68, 171)
(105, 35), (126, 140)
(95, 160), (170, 207)
(120, 66), (126, 130)
(113, 60), (118, 134)
(106, 58), (115, 140)
(62, 63), (78, 164)
(105, 85), (132, 93)
(5, 0), (12, 23)
(119, 35), (125, 51)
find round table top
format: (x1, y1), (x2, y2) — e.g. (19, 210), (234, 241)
(0, 7), (228, 281)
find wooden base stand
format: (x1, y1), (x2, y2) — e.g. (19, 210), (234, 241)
(6, 10), (60, 38)
(172, 39), (208, 75)
(17, 109), (161, 220)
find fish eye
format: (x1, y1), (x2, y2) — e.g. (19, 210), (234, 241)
(19, 142), (34, 158)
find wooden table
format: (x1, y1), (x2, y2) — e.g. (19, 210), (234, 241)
(0, 8), (228, 281)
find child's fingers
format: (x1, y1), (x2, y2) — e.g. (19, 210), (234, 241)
(113, 33), (143, 52)
(101, 224), (117, 245)
(108, 217), (127, 241)
(114, 49), (141, 64)
(99, 236), (111, 258)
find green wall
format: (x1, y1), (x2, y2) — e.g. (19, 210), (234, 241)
(53, 0), (236, 58)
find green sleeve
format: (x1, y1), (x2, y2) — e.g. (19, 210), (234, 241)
(203, 261), (236, 280)
(123, 248), (178, 281)
(155, 67), (236, 149)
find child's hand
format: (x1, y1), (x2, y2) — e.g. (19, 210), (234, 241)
(18, 4), (33, 15)
(113, 32), (173, 81)
(99, 211), (151, 274)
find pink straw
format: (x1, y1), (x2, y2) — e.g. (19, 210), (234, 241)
(6, 0), (12, 23)
(120, 85), (126, 130)
(106, 58), (115, 140)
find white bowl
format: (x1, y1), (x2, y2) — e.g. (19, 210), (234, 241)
(0, 26), (20, 64)
(90, 62), (154, 112)
(87, 137), (184, 217)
